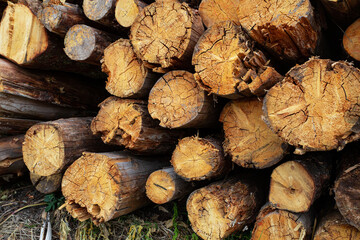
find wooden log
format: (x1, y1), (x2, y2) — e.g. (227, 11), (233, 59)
(18, 0), (43, 16)
(192, 21), (283, 99)
(320, 0), (360, 27)
(171, 136), (230, 181)
(187, 175), (264, 240)
(30, 172), (62, 194)
(0, 135), (27, 177)
(62, 151), (168, 224)
(115, 0), (147, 28)
(343, 18), (360, 61)
(148, 70), (219, 129)
(91, 97), (187, 154)
(0, 117), (40, 136)
(82, 0), (121, 30)
(269, 153), (332, 213)
(145, 167), (193, 204)
(252, 204), (313, 240)
(199, 0), (321, 62)
(64, 24), (117, 65)
(101, 39), (158, 98)
(130, 0), (204, 72)
(314, 210), (360, 240)
(22, 117), (112, 176)
(219, 98), (287, 169)
(263, 58), (360, 153)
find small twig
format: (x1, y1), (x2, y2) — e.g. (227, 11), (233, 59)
(0, 202), (47, 226)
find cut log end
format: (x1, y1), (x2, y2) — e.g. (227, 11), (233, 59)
(83, 0), (114, 22)
(115, 0), (146, 28)
(30, 172), (62, 194)
(343, 18), (360, 61)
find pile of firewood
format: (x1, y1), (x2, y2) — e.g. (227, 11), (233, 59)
(1, 0), (360, 239)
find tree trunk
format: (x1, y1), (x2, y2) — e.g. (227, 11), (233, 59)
(171, 136), (230, 181)
(23, 117), (112, 176)
(130, 0), (204, 72)
(148, 70), (219, 129)
(91, 97), (187, 154)
(0, 135), (27, 177)
(145, 167), (193, 204)
(263, 58), (360, 153)
(320, 0), (360, 27)
(343, 18), (360, 61)
(101, 39), (159, 98)
(219, 98), (287, 169)
(192, 21), (283, 99)
(18, 0), (43, 16)
(0, 117), (40, 136)
(62, 151), (168, 224)
(30, 172), (62, 194)
(115, 0), (147, 28)
(187, 175), (264, 240)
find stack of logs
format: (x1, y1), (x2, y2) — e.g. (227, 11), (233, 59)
(1, 0), (360, 239)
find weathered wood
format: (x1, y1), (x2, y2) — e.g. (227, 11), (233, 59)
(101, 39), (158, 98)
(0, 117), (40, 136)
(343, 18), (360, 61)
(115, 0), (147, 28)
(23, 117), (112, 176)
(263, 58), (360, 153)
(18, 0), (43, 16)
(320, 0), (360, 27)
(82, 0), (121, 30)
(171, 136), (230, 181)
(187, 175), (264, 240)
(130, 0), (204, 72)
(192, 21), (283, 99)
(145, 167), (193, 204)
(0, 135), (27, 177)
(62, 151), (168, 224)
(148, 70), (219, 128)
(30, 172), (62, 194)
(219, 98), (287, 169)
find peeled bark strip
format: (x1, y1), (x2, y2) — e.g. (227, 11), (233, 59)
(0, 135), (27, 177)
(23, 117), (111, 176)
(263, 58), (360, 153)
(101, 39), (158, 98)
(91, 97), (186, 154)
(30, 172), (62, 194)
(187, 175), (264, 240)
(199, 0), (320, 62)
(64, 24), (116, 65)
(145, 167), (193, 204)
(320, 0), (360, 27)
(314, 210), (360, 240)
(171, 136), (229, 181)
(343, 18), (360, 61)
(193, 21), (283, 99)
(82, 0), (120, 30)
(0, 118), (40, 136)
(219, 98), (287, 169)
(115, 0), (147, 28)
(130, 0), (204, 72)
(269, 154), (332, 213)
(62, 151), (168, 224)
(148, 71), (219, 129)
(252, 204), (313, 240)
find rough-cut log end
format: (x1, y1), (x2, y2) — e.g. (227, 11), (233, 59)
(220, 98), (287, 169)
(263, 58), (360, 152)
(198, 0), (239, 28)
(83, 0), (115, 22)
(30, 172), (62, 194)
(115, 0), (147, 28)
(343, 18), (360, 61)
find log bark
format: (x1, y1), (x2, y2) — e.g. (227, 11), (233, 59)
(82, 0), (121, 30)
(115, 0), (147, 28)
(18, 0), (43, 16)
(320, 0), (360, 27)
(148, 70), (219, 129)
(0, 135), (27, 177)
(0, 117), (40, 136)
(269, 153), (332, 213)
(187, 175), (264, 240)
(130, 0), (204, 72)
(171, 136), (230, 181)
(219, 98), (287, 169)
(101, 39), (158, 98)
(251, 204), (313, 240)
(263, 58), (360, 153)
(192, 21), (283, 99)
(145, 167), (193, 204)
(62, 151), (168, 224)
(343, 18), (360, 61)
(64, 24), (117, 65)
(91, 97), (187, 154)
(23, 117), (112, 176)
(314, 210), (360, 240)
(30, 172), (62, 194)
(199, 0), (321, 62)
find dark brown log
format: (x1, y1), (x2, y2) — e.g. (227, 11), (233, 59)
(23, 117), (113, 176)
(82, 0), (121, 30)
(115, 0), (147, 28)
(0, 117), (40, 136)
(62, 151), (168, 224)
(343, 18), (360, 61)
(18, 0), (43, 16)
(320, 0), (360, 27)
(30, 172), (62, 194)
(0, 135), (27, 177)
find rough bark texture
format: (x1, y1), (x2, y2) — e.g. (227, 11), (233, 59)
(62, 151), (168, 224)
(171, 136), (230, 181)
(82, 0), (121, 30)
(115, 0), (147, 28)
(219, 98), (287, 169)
(145, 167), (193, 204)
(343, 18), (360, 61)
(23, 117), (112, 176)
(320, 0), (360, 27)
(263, 58), (360, 153)
(0, 118), (40, 136)
(91, 97), (186, 154)
(187, 175), (264, 240)
(130, 0), (204, 72)
(0, 135), (27, 177)
(199, 0), (321, 62)
(269, 153), (332, 213)
(101, 39), (158, 98)
(30, 172), (62, 194)
(192, 21), (283, 99)
(148, 71), (219, 129)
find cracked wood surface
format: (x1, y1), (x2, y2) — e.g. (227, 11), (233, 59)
(0, 135), (26, 177)
(30, 172), (62, 194)
(115, 0), (147, 28)
(343, 18), (360, 61)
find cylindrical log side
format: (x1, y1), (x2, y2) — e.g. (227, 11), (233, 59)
(343, 18), (360, 61)
(320, 0), (360, 27)
(18, 0), (43, 16)
(0, 135), (27, 176)
(30, 172), (62, 194)
(115, 0), (147, 28)
(0, 117), (40, 136)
